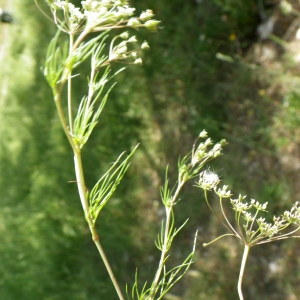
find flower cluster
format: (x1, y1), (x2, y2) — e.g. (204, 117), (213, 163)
(191, 130), (227, 167)
(230, 196), (268, 213)
(215, 184), (232, 198)
(256, 216), (285, 238)
(44, 0), (158, 67)
(230, 195), (250, 212)
(177, 131), (228, 184)
(229, 195), (300, 243)
(108, 33), (146, 64)
(46, 0), (160, 33)
(283, 201), (300, 225)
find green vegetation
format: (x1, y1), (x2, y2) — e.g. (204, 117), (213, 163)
(1, 0), (300, 299)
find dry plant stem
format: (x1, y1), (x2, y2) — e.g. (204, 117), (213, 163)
(238, 244), (250, 300)
(147, 179), (185, 300)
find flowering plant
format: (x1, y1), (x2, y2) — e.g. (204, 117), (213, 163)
(36, 1), (229, 299)
(197, 169), (300, 299)
(35, 1), (300, 299)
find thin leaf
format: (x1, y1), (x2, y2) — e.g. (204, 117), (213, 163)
(88, 145), (138, 223)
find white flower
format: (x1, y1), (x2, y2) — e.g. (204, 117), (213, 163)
(252, 199), (268, 211)
(198, 170), (220, 190)
(243, 211), (254, 222)
(230, 195), (250, 212)
(134, 58), (142, 64)
(199, 130), (208, 138)
(141, 41), (150, 49)
(128, 36), (137, 43)
(215, 185), (232, 198)
(116, 6), (135, 18)
(127, 18), (141, 27)
(140, 9), (154, 21)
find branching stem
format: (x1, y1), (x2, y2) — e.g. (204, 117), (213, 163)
(52, 46), (126, 300)
(147, 179), (185, 300)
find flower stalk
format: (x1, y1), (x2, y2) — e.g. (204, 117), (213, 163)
(238, 244), (250, 300)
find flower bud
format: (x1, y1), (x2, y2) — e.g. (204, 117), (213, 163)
(199, 130), (208, 138)
(220, 139), (228, 146)
(213, 150), (221, 157)
(120, 32), (129, 39)
(141, 41), (150, 49)
(140, 9), (154, 21)
(128, 36), (137, 43)
(134, 58), (142, 64)
(204, 138), (212, 146)
(212, 143), (221, 151)
(127, 18), (141, 27)
(144, 20), (161, 32)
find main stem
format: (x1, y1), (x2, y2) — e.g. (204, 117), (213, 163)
(238, 244), (250, 300)
(88, 216), (125, 300)
(54, 82), (125, 300)
(73, 148), (125, 300)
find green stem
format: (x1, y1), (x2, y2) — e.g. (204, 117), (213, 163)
(54, 70), (125, 300)
(68, 33), (74, 134)
(72, 27), (90, 50)
(73, 149), (125, 300)
(90, 225), (125, 300)
(48, 12), (128, 300)
(147, 180), (185, 300)
(203, 233), (236, 247)
(238, 244), (250, 300)
(249, 210), (259, 233)
(204, 191), (234, 234)
(75, 111), (125, 297)
(219, 197), (241, 238)
(53, 92), (76, 149)
(73, 150), (89, 213)
(236, 211), (246, 241)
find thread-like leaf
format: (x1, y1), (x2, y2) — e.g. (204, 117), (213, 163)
(89, 145), (139, 224)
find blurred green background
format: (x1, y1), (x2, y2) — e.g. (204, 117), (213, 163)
(1, 0), (300, 299)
